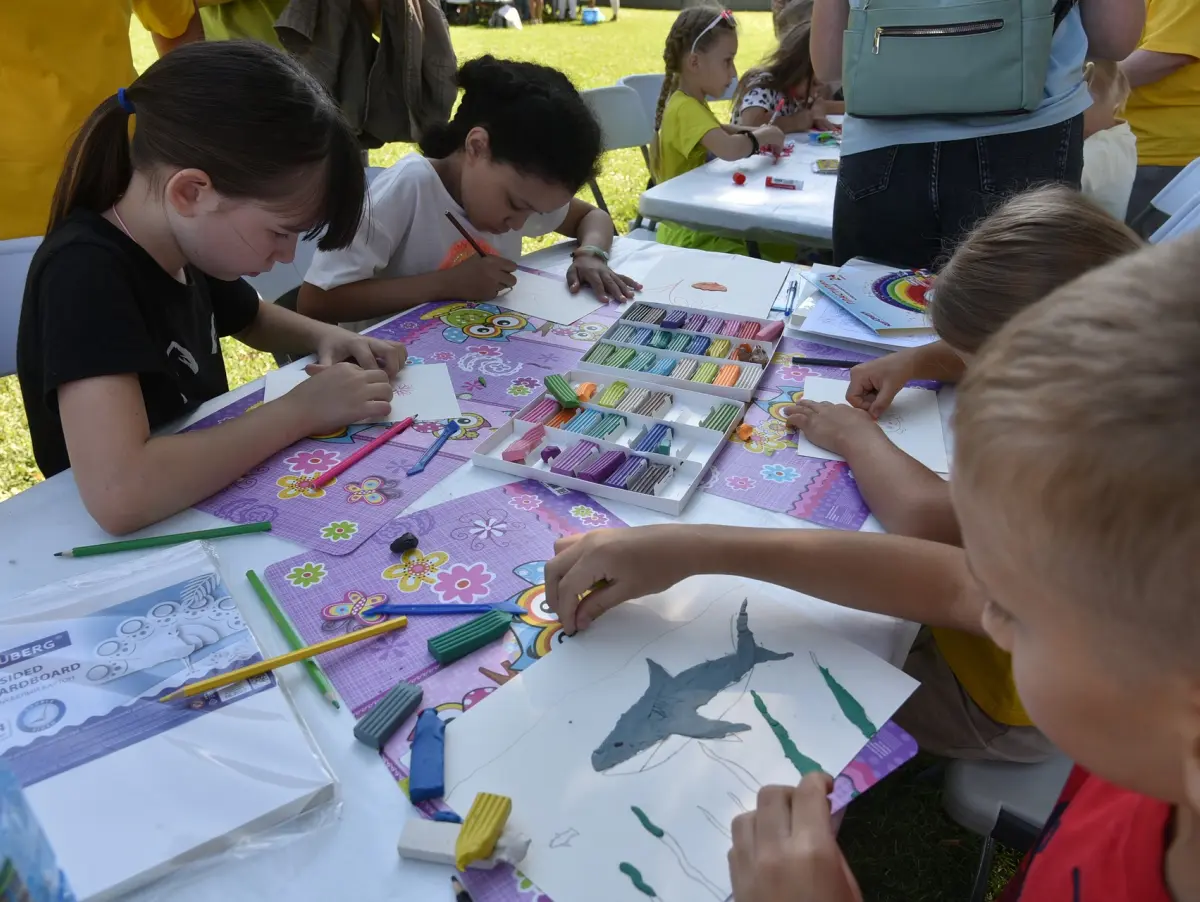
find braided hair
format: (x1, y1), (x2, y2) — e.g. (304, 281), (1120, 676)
(653, 7), (738, 131)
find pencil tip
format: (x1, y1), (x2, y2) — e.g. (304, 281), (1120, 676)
(53, 551), (63, 557)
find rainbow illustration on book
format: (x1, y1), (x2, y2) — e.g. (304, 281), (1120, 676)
(815, 259), (936, 335)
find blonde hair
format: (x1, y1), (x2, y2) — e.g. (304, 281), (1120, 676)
(1084, 58), (1131, 116)
(955, 234), (1200, 666)
(932, 186), (1143, 354)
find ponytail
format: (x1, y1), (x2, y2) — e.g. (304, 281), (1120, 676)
(48, 95), (134, 234)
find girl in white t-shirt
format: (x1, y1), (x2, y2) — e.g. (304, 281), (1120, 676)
(1081, 59), (1138, 222)
(299, 56), (641, 332)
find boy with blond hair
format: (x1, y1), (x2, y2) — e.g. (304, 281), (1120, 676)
(546, 234), (1200, 900)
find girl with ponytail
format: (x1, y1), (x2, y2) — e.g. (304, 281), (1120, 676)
(298, 55), (641, 332)
(17, 41), (407, 535)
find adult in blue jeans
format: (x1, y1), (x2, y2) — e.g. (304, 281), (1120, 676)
(812, 0), (1145, 269)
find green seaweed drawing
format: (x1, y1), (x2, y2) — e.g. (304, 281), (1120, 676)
(811, 652), (877, 740)
(631, 805), (665, 838)
(750, 690), (821, 776)
(619, 862), (657, 897)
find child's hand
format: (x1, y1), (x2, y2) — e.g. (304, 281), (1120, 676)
(545, 525), (695, 634)
(782, 400), (879, 457)
(729, 775), (862, 902)
(847, 352), (916, 417)
(285, 362), (394, 434)
(567, 255), (642, 303)
(755, 124), (787, 152)
(315, 329), (408, 378)
(445, 254), (518, 301)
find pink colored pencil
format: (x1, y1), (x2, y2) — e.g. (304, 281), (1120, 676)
(311, 416), (416, 488)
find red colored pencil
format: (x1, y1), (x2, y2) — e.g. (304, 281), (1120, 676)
(311, 416), (416, 488)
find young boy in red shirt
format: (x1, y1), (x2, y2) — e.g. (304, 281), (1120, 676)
(545, 235), (1200, 901)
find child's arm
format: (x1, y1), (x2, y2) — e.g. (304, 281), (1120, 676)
(554, 198), (642, 302)
(237, 300), (407, 374)
(701, 124), (787, 161)
(782, 401), (959, 544)
(545, 525), (984, 636)
(846, 342), (966, 417)
(58, 363), (393, 535)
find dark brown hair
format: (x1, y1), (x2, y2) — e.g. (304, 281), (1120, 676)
(933, 186), (1143, 354)
(654, 7), (738, 131)
(48, 41), (365, 251)
(731, 22), (816, 115)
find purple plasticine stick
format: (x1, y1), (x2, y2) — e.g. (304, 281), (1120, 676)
(580, 450), (625, 483)
(540, 445), (562, 464)
(661, 309), (687, 330)
(684, 313), (707, 332)
(605, 455), (648, 489)
(550, 441), (600, 477)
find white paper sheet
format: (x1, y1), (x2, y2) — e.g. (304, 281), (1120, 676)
(262, 363), (462, 423)
(492, 266), (608, 325)
(797, 294), (939, 353)
(616, 243), (790, 319)
(440, 576), (917, 902)
(795, 375), (949, 473)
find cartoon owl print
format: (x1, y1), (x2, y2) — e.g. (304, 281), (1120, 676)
(413, 412), (492, 443)
(479, 561), (564, 685)
(421, 302), (534, 344)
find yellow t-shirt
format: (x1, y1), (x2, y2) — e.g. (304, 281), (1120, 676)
(1124, 0), (1200, 167)
(199, 0), (290, 46)
(0, 1), (194, 241)
(931, 628), (1032, 727)
(655, 91), (721, 183)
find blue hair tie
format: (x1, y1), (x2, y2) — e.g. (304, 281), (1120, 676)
(117, 88), (135, 115)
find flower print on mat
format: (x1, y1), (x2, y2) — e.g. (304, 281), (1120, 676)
(509, 493), (542, 512)
(284, 448), (341, 475)
(762, 463), (801, 483)
(277, 474), (328, 500)
(285, 562), (327, 589)
(320, 520), (359, 543)
(381, 548), (450, 593)
(449, 508), (523, 551)
(432, 562), (495, 604)
(321, 589), (388, 634)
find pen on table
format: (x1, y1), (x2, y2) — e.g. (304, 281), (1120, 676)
(159, 615), (409, 703)
(246, 570), (340, 709)
(445, 211), (487, 258)
(54, 521), (271, 558)
(784, 279), (798, 315)
(311, 415), (416, 489)
(790, 356), (865, 368)
(451, 875), (473, 902)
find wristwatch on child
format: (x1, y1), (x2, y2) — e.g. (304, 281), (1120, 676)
(572, 244), (610, 262)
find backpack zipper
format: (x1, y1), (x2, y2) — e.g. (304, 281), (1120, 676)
(873, 19), (1004, 53)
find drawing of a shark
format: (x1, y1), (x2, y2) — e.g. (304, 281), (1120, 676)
(591, 600), (793, 772)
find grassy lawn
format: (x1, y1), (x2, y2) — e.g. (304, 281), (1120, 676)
(0, 13), (1020, 900)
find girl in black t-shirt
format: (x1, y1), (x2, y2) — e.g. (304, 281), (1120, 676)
(16, 41), (407, 535)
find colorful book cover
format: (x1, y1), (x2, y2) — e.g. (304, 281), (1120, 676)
(815, 259), (935, 335)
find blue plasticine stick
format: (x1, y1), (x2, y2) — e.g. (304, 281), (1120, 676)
(409, 708), (447, 803)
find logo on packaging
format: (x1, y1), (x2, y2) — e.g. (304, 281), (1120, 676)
(17, 699), (65, 733)
(0, 632), (70, 669)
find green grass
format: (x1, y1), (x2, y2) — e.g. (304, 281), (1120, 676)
(0, 14), (1021, 899)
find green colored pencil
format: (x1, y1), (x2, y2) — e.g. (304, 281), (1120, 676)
(246, 570), (341, 709)
(54, 521), (272, 558)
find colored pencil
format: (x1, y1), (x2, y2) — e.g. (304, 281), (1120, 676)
(159, 615), (409, 703)
(311, 416), (416, 488)
(790, 356), (864, 369)
(451, 876), (474, 902)
(445, 211), (487, 258)
(246, 569), (340, 709)
(54, 521), (271, 558)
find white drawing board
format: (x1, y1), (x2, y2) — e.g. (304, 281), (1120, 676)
(616, 244), (790, 320)
(795, 375), (949, 474)
(439, 576), (917, 902)
(263, 362), (462, 423)
(493, 266), (608, 325)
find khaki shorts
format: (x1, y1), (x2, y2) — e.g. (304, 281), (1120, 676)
(894, 629), (1054, 763)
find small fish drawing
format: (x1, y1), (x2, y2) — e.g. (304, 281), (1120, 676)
(591, 600), (793, 771)
(691, 281), (728, 292)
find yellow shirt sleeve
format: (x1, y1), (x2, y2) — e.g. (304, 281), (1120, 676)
(663, 93), (721, 160)
(1138, 0), (1200, 58)
(132, 0), (198, 38)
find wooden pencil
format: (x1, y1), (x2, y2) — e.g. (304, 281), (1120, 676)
(55, 521), (271, 558)
(245, 570), (340, 709)
(159, 615), (408, 702)
(445, 211), (487, 258)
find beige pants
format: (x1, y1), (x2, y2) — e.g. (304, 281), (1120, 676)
(895, 629), (1054, 763)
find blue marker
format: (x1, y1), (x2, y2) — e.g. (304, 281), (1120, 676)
(407, 422), (460, 476)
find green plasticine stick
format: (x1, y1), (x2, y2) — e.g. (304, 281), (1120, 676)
(618, 862), (656, 897)
(750, 690), (821, 776)
(811, 653), (878, 740)
(630, 806), (664, 838)
(427, 610), (511, 664)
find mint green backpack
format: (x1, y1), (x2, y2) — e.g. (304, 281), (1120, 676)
(842, 0), (1078, 118)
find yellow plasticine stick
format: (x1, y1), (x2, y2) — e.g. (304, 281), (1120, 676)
(455, 792), (513, 870)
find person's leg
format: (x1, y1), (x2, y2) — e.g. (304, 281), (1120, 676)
(609, 0), (618, 20)
(832, 142), (943, 269)
(935, 114), (1084, 261)
(1126, 165), (1184, 238)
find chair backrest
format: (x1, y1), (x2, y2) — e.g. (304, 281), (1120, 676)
(1151, 192), (1200, 244)
(581, 85), (655, 152)
(0, 237), (42, 378)
(1148, 156), (1200, 217)
(618, 73), (666, 132)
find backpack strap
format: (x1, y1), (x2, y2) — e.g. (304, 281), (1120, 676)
(1052, 0), (1078, 29)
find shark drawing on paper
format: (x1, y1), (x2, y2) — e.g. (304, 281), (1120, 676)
(591, 600), (793, 772)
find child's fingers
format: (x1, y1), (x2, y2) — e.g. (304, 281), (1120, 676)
(790, 772), (835, 834)
(544, 539), (589, 633)
(372, 342), (406, 377)
(361, 400), (393, 420)
(755, 785), (795, 844)
(566, 266), (582, 293)
(346, 341), (379, 371)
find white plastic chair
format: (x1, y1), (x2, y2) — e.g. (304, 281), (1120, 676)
(580, 85), (657, 238)
(618, 73), (666, 134)
(1150, 192), (1200, 244)
(942, 752), (1073, 902)
(0, 237), (42, 378)
(1131, 157), (1200, 237)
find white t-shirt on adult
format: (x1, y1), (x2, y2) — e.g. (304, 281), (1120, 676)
(305, 153), (569, 333)
(1081, 121), (1138, 223)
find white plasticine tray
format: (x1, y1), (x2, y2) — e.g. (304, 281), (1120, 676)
(472, 371), (746, 514)
(577, 301), (783, 402)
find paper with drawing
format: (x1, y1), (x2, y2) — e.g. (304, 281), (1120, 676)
(439, 577), (917, 902)
(492, 265), (608, 325)
(263, 362), (462, 423)
(616, 244), (789, 319)
(795, 375), (949, 473)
